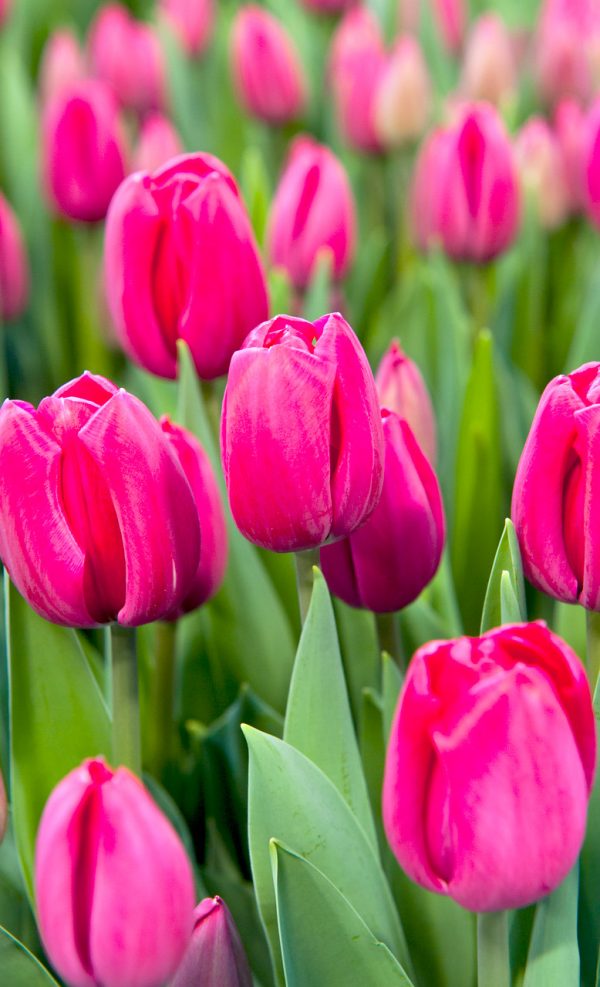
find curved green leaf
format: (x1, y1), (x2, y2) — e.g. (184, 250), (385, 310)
(523, 866), (580, 987)
(481, 519), (527, 633)
(0, 926), (59, 985)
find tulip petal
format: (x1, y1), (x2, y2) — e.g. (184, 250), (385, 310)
(574, 403), (600, 610)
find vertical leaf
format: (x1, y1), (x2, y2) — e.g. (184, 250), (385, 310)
(480, 519), (527, 633)
(523, 867), (580, 987)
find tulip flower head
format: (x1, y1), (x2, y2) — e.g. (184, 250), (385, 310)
(460, 14), (517, 109)
(582, 99), (600, 227)
(555, 99), (586, 213)
(375, 340), (437, 464)
(170, 897), (252, 987)
(160, 0), (215, 57)
(373, 36), (432, 150)
(0, 192), (29, 322)
(383, 622), (596, 911)
(131, 112), (183, 173)
(515, 117), (570, 229)
(329, 7), (386, 153)
(535, 0), (600, 107)
(88, 3), (166, 115)
(38, 28), (86, 106)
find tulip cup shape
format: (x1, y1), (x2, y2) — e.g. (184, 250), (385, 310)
(170, 897), (252, 987)
(375, 340), (436, 464)
(160, 0), (215, 57)
(515, 117), (570, 229)
(104, 152), (269, 380)
(88, 3), (165, 115)
(132, 113), (183, 173)
(329, 7), (386, 153)
(410, 102), (520, 263)
(320, 411), (445, 612)
(221, 312), (385, 552)
(460, 14), (517, 109)
(373, 36), (432, 150)
(267, 135), (356, 291)
(0, 193), (29, 322)
(383, 621), (596, 912)
(35, 757), (195, 987)
(512, 362), (600, 610)
(0, 372), (202, 627)
(38, 29), (86, 106)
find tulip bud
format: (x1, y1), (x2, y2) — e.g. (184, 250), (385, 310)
(410, 103), (520, 263)
(230, 6), (307, 125)
(160, 0), (215, 57)
(375, 340), (436, 464)
(88, 3), (166, 115)
(514, 117), (570, 229)
(329, 8), (386, 153)
(35, 757), (195, 987)
(555, 99), (586, 213)
(0, 193), (29, 322)
(0, 372), (202, 627)
(432, 0), (465, 53)
(105, 152), (268, 380)
(170, 897), (252, 987)
(221, 312), (385, 553)
(42, 79), (127, 223)
(383, 621), (596, 911)
(131, 112), (183, 173)
(535, 0), (600, 107)
(321, 412), (444, 612)
(512, 362), (600, 610)
(460, 14), (517, 109)
(373, 36), (431, 149)
(38, 29), (86, 106)
(582, 99), (600, 227)
(267, 135), (356, 291)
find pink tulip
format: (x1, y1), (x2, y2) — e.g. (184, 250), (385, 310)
(535, 0), (600, 107)
(301, 0), (358, 12)
(160, 0), (215, 57)
(383, 622), (596, 911)
(512, 362), (600, 610)
(131, 112), (183, 173)
(38, 29), (86, 106)
(582, 99), (600, 226)
(88, 3), (166, 115)
(35, 758), (195, 987)
(267, 135), (356, 290)
(460, 14), (517, 108)
(171, 897), (252, 987)
(373, 36), (432, 149)
(230, 6), (307, 125)
(555, 99), (586, 212)
(329, 8), (386, 153)
(42, 79), (127, 223)
(104, 153), (268, 380)
(0, 193), (29, 322)
(432, 0), (465, 52)
(410, 103), (520, 262)
(321, 412), (444, 612)
(0, 0), (11, 27)
(515, 117), (570, 229)
(375, 340), (436, 464)
(0, 372), (201, 627)
(221, 312), (385, 552)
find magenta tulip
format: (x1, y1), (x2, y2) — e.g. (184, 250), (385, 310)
(38, 29), (86, 106)
(221, 312), (385, 552)
(410, 103), (520, 262)
(88, 4), (165, 115)
(515, 117), (570, 229)
(582, 100), (600, 228)
(131, 112), (183, 173)
(329, 8), (386, 154)
(535, 0), (600, 107)
(373, 36), (432, 150)
(104, 153), (268, 380)
(267, 135), (356, 290)
(35, 758), (195, 987)
(160, 0), (215, 57)
(170, 897), (252, 987)
(383, 622), (596, 911)
(0, 372), (201, 627)
(375, 340), (436, 464)
(0, 193), (29, 322)
(0, 0), (11, 28)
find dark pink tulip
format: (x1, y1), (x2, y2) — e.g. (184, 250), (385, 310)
(230, 6), (307, 125)
(131, 112), (183, 173)
(0, 193), (29, 322)
(383, 622), (596, 911)
(373, 36), (432, 150)
(267, 135), (356, 290)
(460, 14), (517, 108)
(512, 363), (600, 611)
(375, 340), (436, 464)
(535, 0), (600, 107)
(0, 372), (201, 627)
(160, 0), (215, 57)
(515, 117), (570, 229)
(171, 897), (252, 987)
(221, 312), (385, 553)
(88, 3), (166, 115)
(35, 758), (195, 987)
(42, 79), (127, 223)
(321, 412), (444, 612)
(410, 103), (520, 262)
(329, 7), (386, 154)
(555, 99), (586, 213)
(104, 152), (268, 380)
(583, 100), (600, 227)
(38, 29), (86, 106)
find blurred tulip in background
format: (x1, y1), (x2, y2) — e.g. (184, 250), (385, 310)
(38, 28), (86, 106)
(329, 7), (386, 153)
(88, 3), (166, 115)
(160, 0), (215, 57)
(555, 98), (586, 212)
(0, 192), (29, 322)
(460, 14), (517, 109)
(131, 112), (183, 173)
(373, 36), (432, 149)
(515, 117), (570, 228)
(375, 340), (437, 464)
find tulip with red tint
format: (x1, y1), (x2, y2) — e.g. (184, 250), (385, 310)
(460, 14), (517, 108)
(267, 136), (356, 290)
(329, 8), (386, 153)
(583, 100), (600, 227)
(373, 36), (431, 150)
(0, 372), (201, 627)
(221, 312), (385, 553)
(410, 103), (520, 262)
(515, 117), (570, 229)
(375, 340), (436, 464)
(230, 7), (307, 125)
(0, 0), (10, 27)
(535, 0), (600, 107)
(555, 99), (586, 212)
(88, 3), (165, 115)
(0, 193), (29, 322)
(160, 0), (215, 57)
(42, 80), (127, 223)
(512, 362), (600, 611)
(38, 29), (86, 106)
(35, 758), (195, 987)
(105, 152), (268, 380)
(131, 112), (183, 173)
(321, 412), (444, 612)
(171, 897), (252, 987)
(383, 622), (596, 911)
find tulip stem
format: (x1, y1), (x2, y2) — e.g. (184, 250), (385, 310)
(294, 550), (319, 624)
(376, 612), (402, 665)
(147, 620), (178, 780)
(586, 610), (600, 697)
(477, 911), (510, 987)
(109, 624), (141, 775)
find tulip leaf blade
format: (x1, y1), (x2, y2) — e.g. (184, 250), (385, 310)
(270, 841), (414, 987)
(283, 568), (377, 850)
(382, 654), (403, 742)
(481, 518), (527, 633)
(302, 250), (333, 324)
(0, 926), (59, 985)
(522, 865), (580, 987)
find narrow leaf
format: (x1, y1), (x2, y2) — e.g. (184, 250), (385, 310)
(0, 927), (59, 986)
(523, 866), (580, 987)
(481, 519), (527, 633)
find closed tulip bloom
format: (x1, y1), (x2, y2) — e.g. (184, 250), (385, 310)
(515, 117), (570, 229)
(535, 0), (600, 106)
(383, 622), (596, 911)
(555, 99), (586, 212)
(410, 103), (520, 262)
(160, 0), (215, 57)
(329, 8), (386, 153)
(512, 362), (600, 610)
(221, 312), (385, 552)
(35, 758), (195, 987)
(88, 4), (165, 115)
(42, 79), (127, 223)
(131, 112), (183, 173)
(375, 340), (436, 464)
(583, 100), (600, 227)
(230, 7), (307, 124)
(38, 29), (86, 106)
(171, 897), (252, 987)
(0, 193), (29, 322)
(105, 153), (268, 380)
(460, 14), (517, 109)
(373, 36), (431, 149)
(321, 412), (444, 612)
(267, 135), (356, 290)
(0, 372), (201, 627)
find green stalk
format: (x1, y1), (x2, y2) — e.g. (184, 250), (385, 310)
(147, 621), (178, 779)
(108, 624), (141, 775)
(585, 609), (600, 698)
(375, 612), (402, 664)
(477, 911), (510, 987)
(294, 550), (319, 624)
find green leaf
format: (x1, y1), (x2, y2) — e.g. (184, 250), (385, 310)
(523, 866), (580, 987)
(5, 576), (111, 899)
(359, 688), (386, 839)
(0, 825), (42, 956)
(302, 251), (334, 324)
(333, 598), (380, 724)
(0, 927), (59, 985)
(284, 569), (377, 849)
(480, 519), (527, 633)
(271, 842), (414, 987)
(382, 654), (403, 742)
(239, 145), (271, 248)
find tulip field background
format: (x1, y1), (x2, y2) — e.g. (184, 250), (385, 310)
(0, 0), (600, 985)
